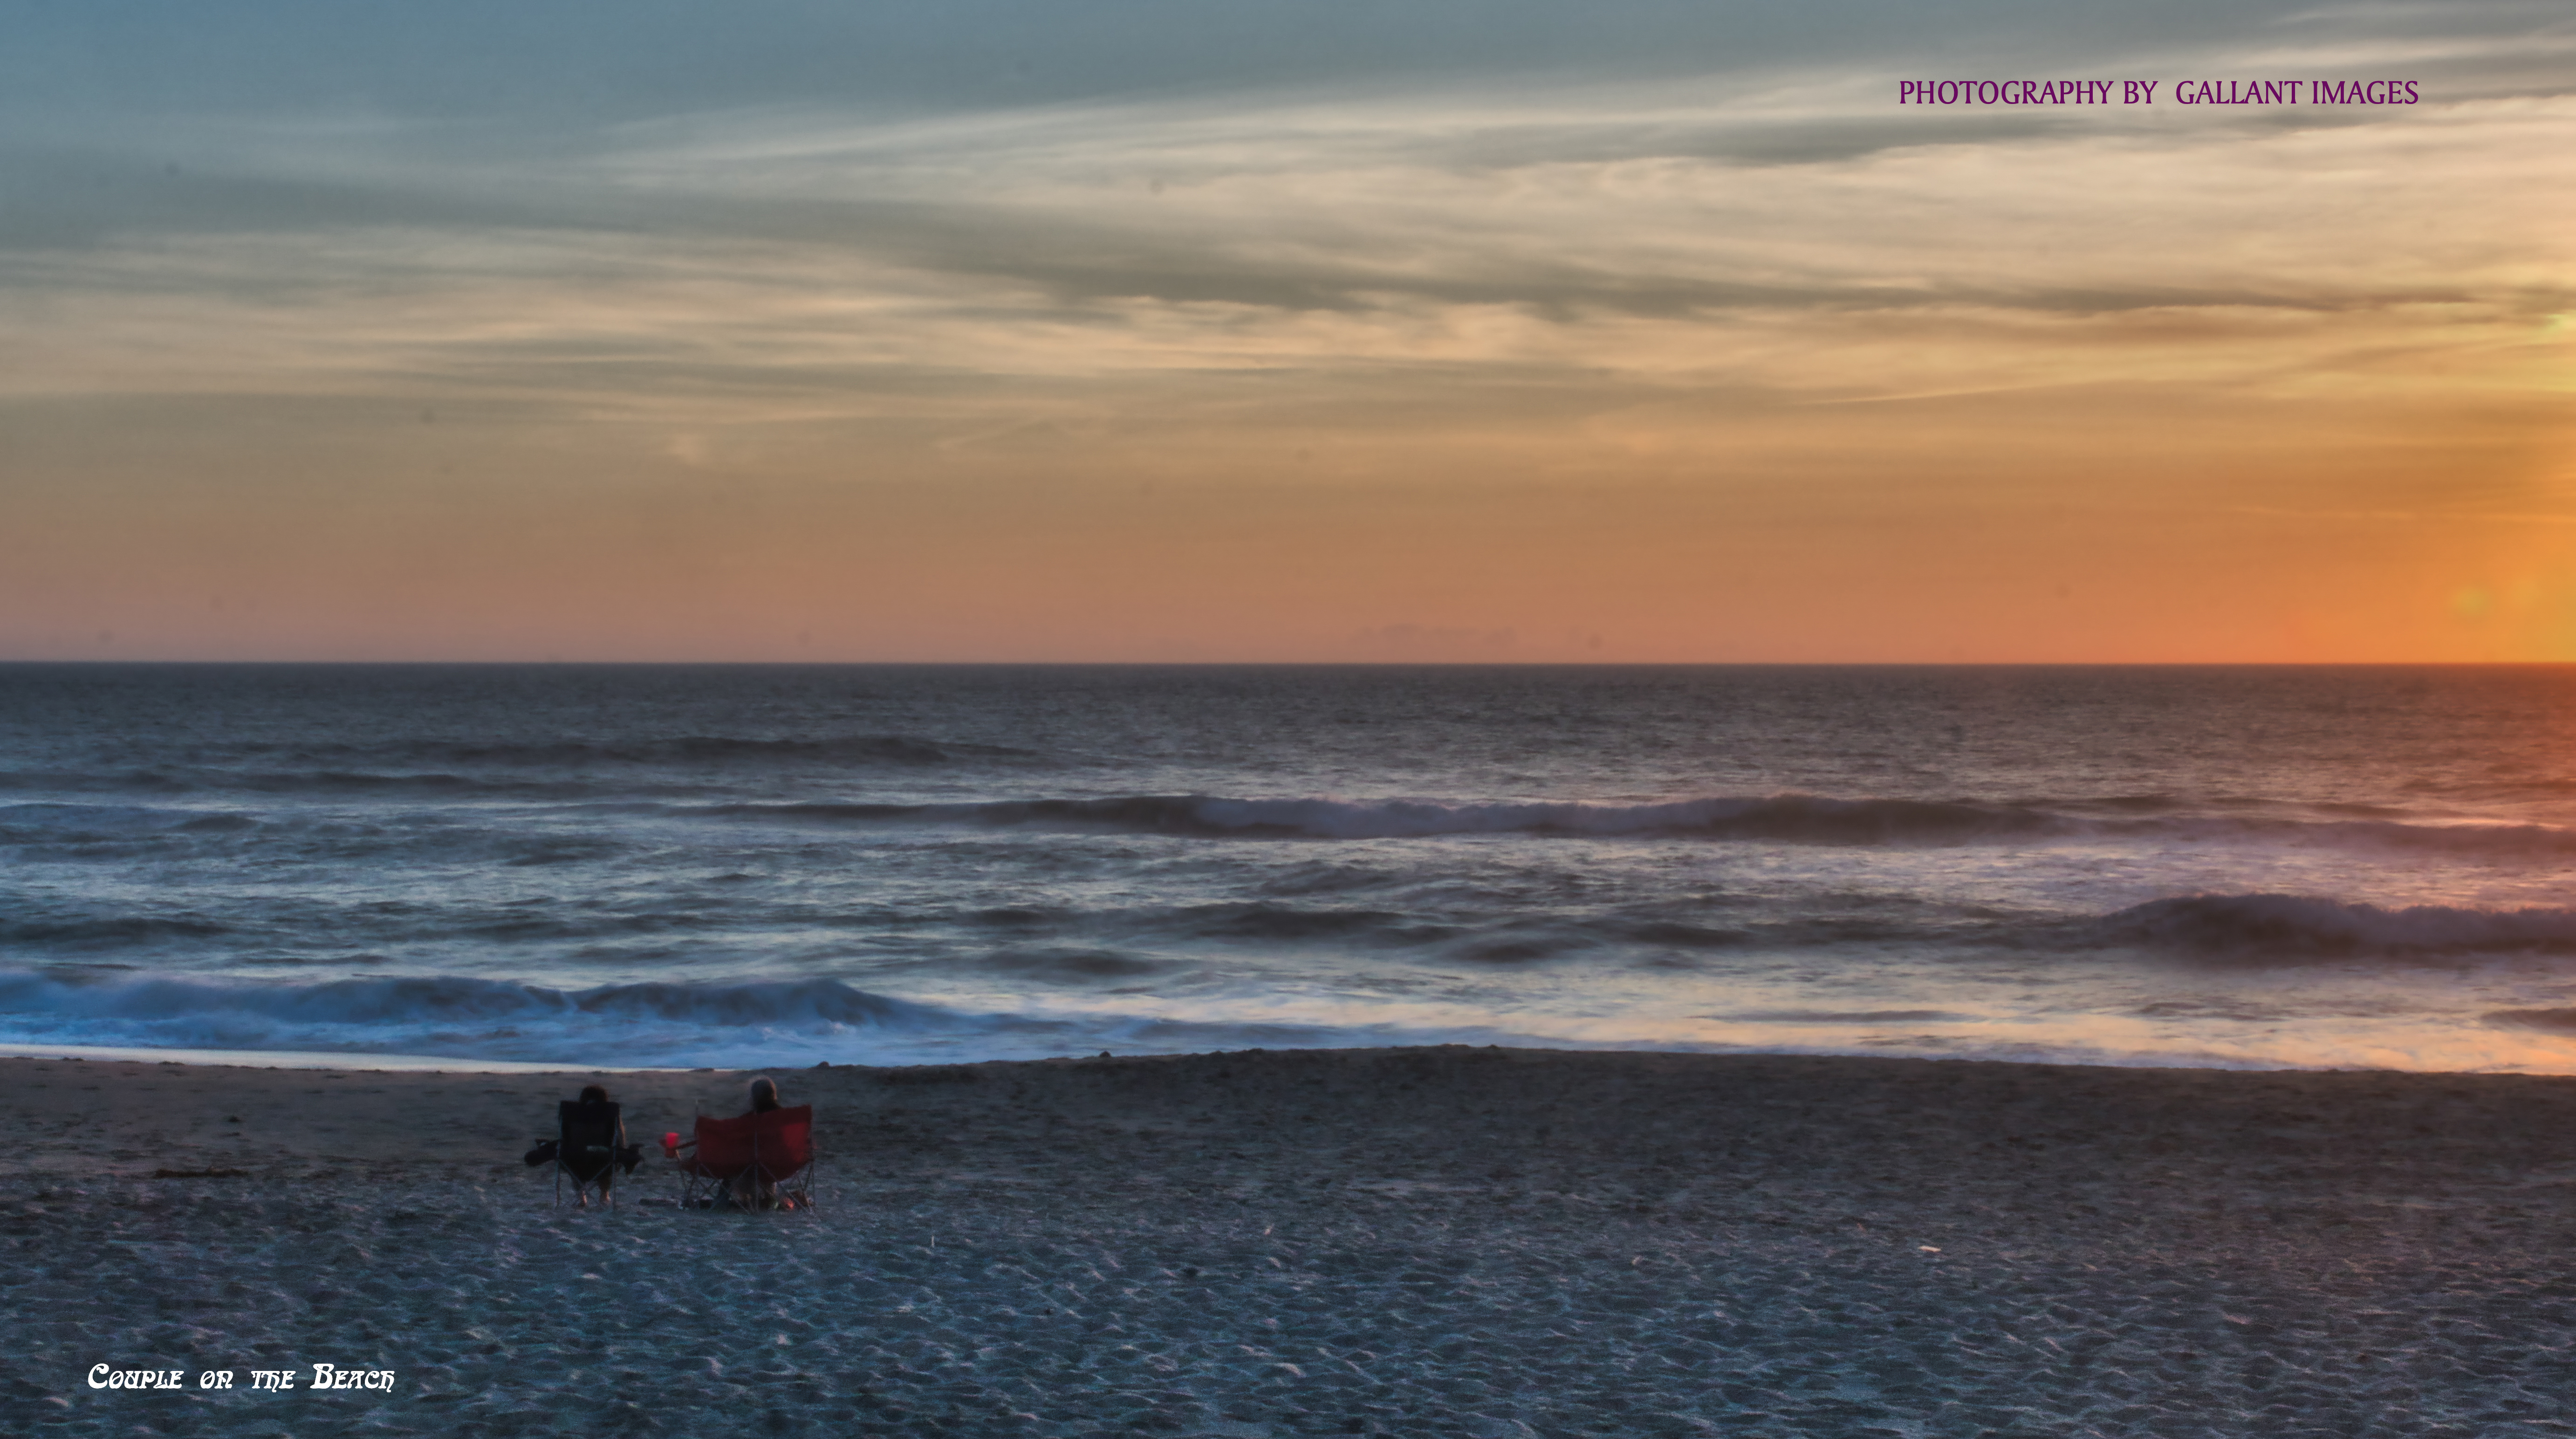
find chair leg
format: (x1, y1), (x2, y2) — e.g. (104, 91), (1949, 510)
(555, 1164), (619, 1208)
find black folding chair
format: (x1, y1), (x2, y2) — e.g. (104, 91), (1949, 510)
(553, 1099), (624, 1207)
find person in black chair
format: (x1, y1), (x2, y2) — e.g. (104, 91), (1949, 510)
(525, 1084), (640, 1206)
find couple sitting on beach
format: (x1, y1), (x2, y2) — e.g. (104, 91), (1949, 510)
(529, 1077), (810, 1211)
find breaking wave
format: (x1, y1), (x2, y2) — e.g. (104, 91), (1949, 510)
(0, 970), (1508, 1068)
(0, 733), (1050, 802)
(413, 734), (1037, 766)
(2083, 895), (2576, 961)
(224, 733), (1044, 768)
(708, 793), (2065, 842)
(0, 971), (955, 1066)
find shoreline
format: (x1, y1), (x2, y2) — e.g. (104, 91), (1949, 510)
(15, 1047), (2576, 1434)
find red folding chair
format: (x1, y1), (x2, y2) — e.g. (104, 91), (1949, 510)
(672, 1105), (816, 1211)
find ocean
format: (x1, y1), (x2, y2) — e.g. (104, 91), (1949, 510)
(5, 663), (2575, 1073)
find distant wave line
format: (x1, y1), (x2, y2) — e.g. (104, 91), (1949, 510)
(2082, 894), (2576, 961)
(696, 792), (2576, 853)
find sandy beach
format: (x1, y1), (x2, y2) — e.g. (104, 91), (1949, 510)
(10, 1047), (2576, 1437)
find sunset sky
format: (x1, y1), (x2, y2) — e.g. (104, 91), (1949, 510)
(3, 1), (2570, 661)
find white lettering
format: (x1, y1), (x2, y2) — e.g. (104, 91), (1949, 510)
(89, 1367), (189, 1389)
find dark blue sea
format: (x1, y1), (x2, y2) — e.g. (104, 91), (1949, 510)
(6, 664), (2576, 1071)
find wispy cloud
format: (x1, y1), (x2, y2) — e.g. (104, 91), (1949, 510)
(5, 51), (2566, 429)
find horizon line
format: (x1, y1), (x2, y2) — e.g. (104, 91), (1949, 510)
(7, 659), (2572, 670)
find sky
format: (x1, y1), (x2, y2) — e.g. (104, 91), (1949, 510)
(2, 0), (2570, 662)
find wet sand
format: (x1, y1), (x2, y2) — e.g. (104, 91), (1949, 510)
(9, 1047), (2576, 1436)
